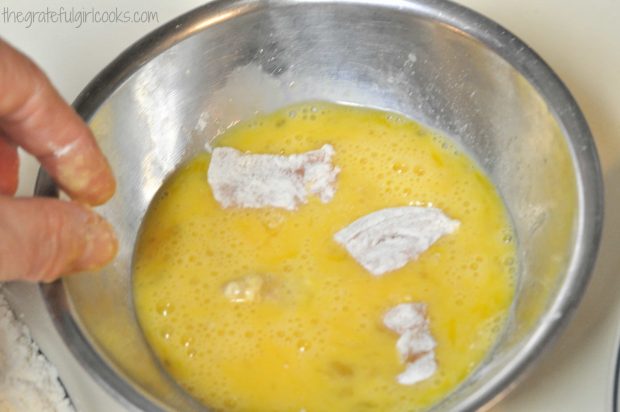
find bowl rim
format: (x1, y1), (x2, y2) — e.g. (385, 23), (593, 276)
(37, 0), (604, 411)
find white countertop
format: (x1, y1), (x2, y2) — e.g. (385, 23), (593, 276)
(2, 0), (619, 411)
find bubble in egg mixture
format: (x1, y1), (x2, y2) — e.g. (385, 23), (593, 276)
(133, 101), (516, 412)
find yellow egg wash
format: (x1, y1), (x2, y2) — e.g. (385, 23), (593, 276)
(133, 102), (516, 412)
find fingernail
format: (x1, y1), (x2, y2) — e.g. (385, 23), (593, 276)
(76, 214), (118, 271)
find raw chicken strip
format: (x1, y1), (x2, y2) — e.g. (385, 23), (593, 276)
(207, 144), (340, 210)
(397, 352), (437, 385)
(384, 303), (437, 385)
(334, 206), (459, 276)
(384, 302), (428, 335)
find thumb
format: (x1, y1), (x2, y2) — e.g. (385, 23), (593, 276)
(0, 196), (117, 282)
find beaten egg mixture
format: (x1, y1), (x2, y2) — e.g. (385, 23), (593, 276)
(133, 102), (516, 412)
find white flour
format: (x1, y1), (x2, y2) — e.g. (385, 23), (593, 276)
(0, 289), (73, 412)
(207, 144), (340, 210)
(384, 303), (437, 385)
(334, 206), (460, 276)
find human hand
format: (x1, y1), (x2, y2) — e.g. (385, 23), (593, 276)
(0, 39), (117, 282)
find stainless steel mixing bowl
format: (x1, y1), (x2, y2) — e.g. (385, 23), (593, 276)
(36, 0), (603, 411)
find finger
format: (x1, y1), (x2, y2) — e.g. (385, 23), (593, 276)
(0, 39), (115, 205)
(0, 135), (18, 196)
(0, 196), (118, 282)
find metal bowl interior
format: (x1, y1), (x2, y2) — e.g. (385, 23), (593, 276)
(37, 0), (603, 411)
